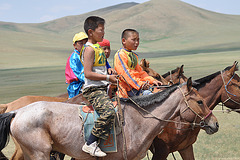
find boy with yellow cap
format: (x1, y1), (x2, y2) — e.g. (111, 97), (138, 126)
(65, 32), (88, 98)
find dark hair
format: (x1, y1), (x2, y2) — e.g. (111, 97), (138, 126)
(121, 29), (139, 39)
(84, 16), (105, 35)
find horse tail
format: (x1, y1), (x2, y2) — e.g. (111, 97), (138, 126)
(0, 112), (15, 151)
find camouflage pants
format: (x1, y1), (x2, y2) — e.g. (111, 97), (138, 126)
(83, 85), (115, 140)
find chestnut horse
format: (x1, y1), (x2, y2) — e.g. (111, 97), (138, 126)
(151, 61), (240, 160)
(140, 59), (169, 85)
(140, 58), (187, 85)
(161, 65), (187, 84)
(0, 96), (68, 114)
(0, 78), (218, 160)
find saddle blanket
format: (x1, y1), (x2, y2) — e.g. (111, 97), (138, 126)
(79, 105), (117, 153)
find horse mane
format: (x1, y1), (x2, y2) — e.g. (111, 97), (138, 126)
(162, 67), (179, 78)
(120, 83), (180, 107)
(192, 65), (232, 89)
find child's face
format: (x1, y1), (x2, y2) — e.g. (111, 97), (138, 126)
(73, 39), (87, 51)
(122, 32), (139, 51)
(102, 46), (111, 58)
(91, 24), (105, 43)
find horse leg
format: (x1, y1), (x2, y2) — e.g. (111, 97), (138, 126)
(10, 137), (24, 160)
(178, 145), (195, 160)
(150, 137), (169, 160)
(20, 141), (52, 160)
(12, 130), (52, 160)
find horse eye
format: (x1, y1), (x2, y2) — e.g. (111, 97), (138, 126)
(197, 100), (203, 105)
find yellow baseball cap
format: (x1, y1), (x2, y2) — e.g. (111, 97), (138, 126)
(73, 32), (88, 44)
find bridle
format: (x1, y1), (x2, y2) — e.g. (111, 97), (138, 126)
(220, 70), (240, 105)
(178, 86), (212, 128)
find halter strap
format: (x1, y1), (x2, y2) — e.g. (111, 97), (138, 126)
(220, 71), (240, 105)
(178, 86), (211, 121)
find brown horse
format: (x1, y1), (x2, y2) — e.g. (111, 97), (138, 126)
(0, 96), (68, 114)
(0, 78), (218, 160)
(151, 61), (240, 160)
(161, 64), (187, 84)
(140, 58), (169, 85)
(140, 58), (187, 85)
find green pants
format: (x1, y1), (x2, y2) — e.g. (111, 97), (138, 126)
(83, 85), (115, 140)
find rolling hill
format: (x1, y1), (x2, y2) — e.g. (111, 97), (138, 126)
(1, 0), (240, 69)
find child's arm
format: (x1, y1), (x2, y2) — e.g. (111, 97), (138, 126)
(106, 60), (117, 75)
(84, 47), (117, 83)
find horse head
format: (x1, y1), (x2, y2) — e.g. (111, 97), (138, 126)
(140, 58), (169, 85)
(162, 65), (188, 84)
(179, 77), (219, 135)
(220, 61), (240, 112)
(140, 58), (149, 69)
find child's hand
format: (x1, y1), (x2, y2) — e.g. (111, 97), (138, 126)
(141, 81), (150, 90)
(107, 68), (117, 75)
(153, 80), (163, 86)
(109, 75), (118, 83)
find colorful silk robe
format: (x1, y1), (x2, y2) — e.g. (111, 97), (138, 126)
(65, 49), (85, 98)
(114, 48), (156, 98)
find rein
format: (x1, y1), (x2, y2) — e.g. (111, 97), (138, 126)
(212, 103), (240, 113)
(116, 76), (128, 160)
(117, 75), (210, 128)
(220, 71), (240, 105)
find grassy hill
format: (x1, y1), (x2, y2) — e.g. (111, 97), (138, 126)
(1, 0), (240, 69)
(0, 1), (239, 159)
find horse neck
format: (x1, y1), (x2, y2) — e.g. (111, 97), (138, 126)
(122, 89), (182, 155)
(197, 75), (223, 110)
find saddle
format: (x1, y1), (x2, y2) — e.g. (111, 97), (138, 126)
(79, 101), (120, 153)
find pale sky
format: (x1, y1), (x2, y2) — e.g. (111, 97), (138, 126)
(0, 0), (239, 23)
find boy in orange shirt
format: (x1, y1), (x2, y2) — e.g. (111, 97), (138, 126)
(114, 29), (162, 98)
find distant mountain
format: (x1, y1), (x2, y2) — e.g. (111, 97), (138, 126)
(1, 0), (240, 69)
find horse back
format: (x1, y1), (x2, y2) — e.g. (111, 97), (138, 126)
(5, 96), (68, 113)
(10, 101), (85, 153)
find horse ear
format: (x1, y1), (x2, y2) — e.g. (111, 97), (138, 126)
(233, 61), (239, 71)
(229, 61), (238, 76)
(180, 65), (184, 73)
(177, 66), (182, 75)
(187, 77), (192, 91)
(146, 60), (150, 68)
(156, 74), (162, 81)
(140, 59), (145, 68)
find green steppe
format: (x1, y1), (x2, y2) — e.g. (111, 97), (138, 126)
(0, 0), (240, 159)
